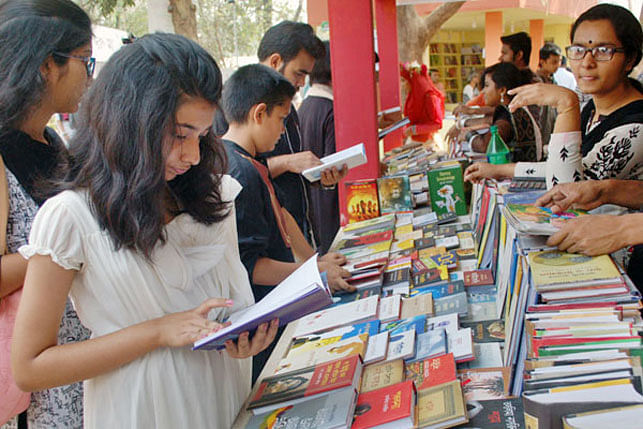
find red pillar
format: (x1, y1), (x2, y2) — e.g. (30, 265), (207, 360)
(375, 0), (403, 153)
(328, 0), (379, 226)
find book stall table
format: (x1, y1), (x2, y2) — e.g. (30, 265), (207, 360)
(228, 151), (643, 428)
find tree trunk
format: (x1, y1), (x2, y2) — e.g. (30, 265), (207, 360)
(262, 0), (273, 33)
(147, 0), (174, 33)
(169, 0), (198, 41)
(292, 0), (303, 22)
(397, 2), (466, 64)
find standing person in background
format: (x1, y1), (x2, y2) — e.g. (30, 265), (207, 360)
(554, 56), (578, 91)
(462, 71), (480, 103)
(429, 68), (446, 95)
(299, 41), (346, 254)
(537, 43), (563, 84)
(0, 1), (92, 427)
(257, 21), (346, 244)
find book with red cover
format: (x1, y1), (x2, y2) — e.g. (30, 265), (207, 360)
(248, 355), (363, 415)
(334, 230), (394, 251)
(351, 380), (416, 429)
(464, 269), (494, 287)
(404, 353), (457, 390)
(345, 179), (380, 224)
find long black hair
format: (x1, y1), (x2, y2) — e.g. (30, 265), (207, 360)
(0, 0), (92, 131)
(571, 3), (643, 92)
(64, 33), (228, 258)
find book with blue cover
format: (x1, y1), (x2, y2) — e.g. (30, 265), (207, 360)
(381, 315), (427, 336)
(409, 280), (465, 299)
(408, 328), (447, 363)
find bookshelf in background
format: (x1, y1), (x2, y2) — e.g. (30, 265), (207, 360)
(429, 42), (484, 104)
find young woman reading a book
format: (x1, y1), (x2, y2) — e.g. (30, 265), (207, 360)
(11, 34), (278, 429)
(0, 1), (93, 426)
(464, 3), (643, 185)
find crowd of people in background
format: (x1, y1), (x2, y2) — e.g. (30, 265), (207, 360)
(0, 1), (640, 428)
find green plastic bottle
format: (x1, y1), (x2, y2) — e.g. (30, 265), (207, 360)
(486, 125), (510, 165)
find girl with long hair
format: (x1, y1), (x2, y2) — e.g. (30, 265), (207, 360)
(11, 33), (277, 428)
(0, 0), (92, 426)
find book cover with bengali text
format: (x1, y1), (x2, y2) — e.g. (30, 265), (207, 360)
(345, 179), (380, 224)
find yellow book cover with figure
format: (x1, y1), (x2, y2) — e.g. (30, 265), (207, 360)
(527, 251), (621, 289)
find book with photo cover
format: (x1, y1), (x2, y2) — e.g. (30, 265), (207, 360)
(345, 179), (380, 224)
(460, 319), (505, 343)
(194, 255), (331, 350)
(248, 356), (363, 415)
(377, 176), (413, 214)
(244, 387), (357, 429)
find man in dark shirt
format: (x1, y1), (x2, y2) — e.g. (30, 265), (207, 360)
(216, 21), (346, 245)
(221, 64), (353, 381)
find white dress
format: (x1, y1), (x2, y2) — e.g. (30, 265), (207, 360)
(20, 175), (254, 429)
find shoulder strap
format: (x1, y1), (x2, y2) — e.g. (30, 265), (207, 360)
(0, 155), (8, 255)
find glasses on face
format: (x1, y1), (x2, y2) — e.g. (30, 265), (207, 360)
(53, 52), (96, 77)
(565, 45), (625, 62)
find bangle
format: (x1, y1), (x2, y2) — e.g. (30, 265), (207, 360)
(321, 183), (336, 191)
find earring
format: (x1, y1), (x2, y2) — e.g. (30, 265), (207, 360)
(501, 94), (506, 104)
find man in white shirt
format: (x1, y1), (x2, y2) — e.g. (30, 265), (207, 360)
(553, 56), (577, 91)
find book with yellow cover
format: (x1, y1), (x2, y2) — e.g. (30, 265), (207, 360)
(416, 379), (468, 428)
(360, 359), (405, 393)
(527, 251), (621, 291)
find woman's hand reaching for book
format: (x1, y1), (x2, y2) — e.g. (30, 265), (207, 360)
(154, 298), (233, 348)
(464, 162), (515, 184)
(224, 319), (279, 359)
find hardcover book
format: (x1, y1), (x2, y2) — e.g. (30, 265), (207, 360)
(194, 255), (331, 350)
(434, 292), (468, 317)
(363, 331), (389, 365)
(352, 381), (416, 429)
(428, 163), (467, 216)
(458, 367), (511, 401)
(345, 179), (380, 224)
(293, 295), (379, 337)
(247, 355), (363, 415)
(386, 329), (416, 361)
(416, 380), (468, 428)
(377, 176), (413, 214)
(244, 387), (357, 429)
(400, 294), (434, 319)
(410, 280), (465, 300)
(405, 353), (457, 390)
(377, 294), (402, 323)
(448, 327), (475, 363)
(408, 328), (447, 362)
(360, 359), (405, 393)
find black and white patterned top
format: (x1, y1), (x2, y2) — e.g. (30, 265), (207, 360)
(0, 128), (89, 429)
(515, 100), (643, 186)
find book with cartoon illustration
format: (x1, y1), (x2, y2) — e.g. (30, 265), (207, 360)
(503, 203), (588, 235)
(427, 163), (467, 216)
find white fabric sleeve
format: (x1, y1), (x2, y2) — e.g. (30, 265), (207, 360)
(514, 162), (546, 178)
(19, 195), (85, 271)
(545, 131), (583, 188)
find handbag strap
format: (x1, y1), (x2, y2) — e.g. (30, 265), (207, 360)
(519, 106), (544, 161)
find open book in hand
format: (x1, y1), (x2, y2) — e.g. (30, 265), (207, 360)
(193, 255), (332, 351)
(301, 143), (367, 182)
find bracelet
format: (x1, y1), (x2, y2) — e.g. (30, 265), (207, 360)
(321, 183), (336, 191)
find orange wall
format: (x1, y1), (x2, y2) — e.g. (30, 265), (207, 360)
(414, 0), (596, 16)
(307, 0), (329, 28)
(529, 19), (544, 70)
(485, 12), (503, 67)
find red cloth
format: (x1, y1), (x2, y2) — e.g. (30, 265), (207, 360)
(400, 63), (445, 142)
(466, 92), (486, 107)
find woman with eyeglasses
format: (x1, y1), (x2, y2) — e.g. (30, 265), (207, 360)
(465, 3), (643, 185)
(0, 0), (93, 427)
